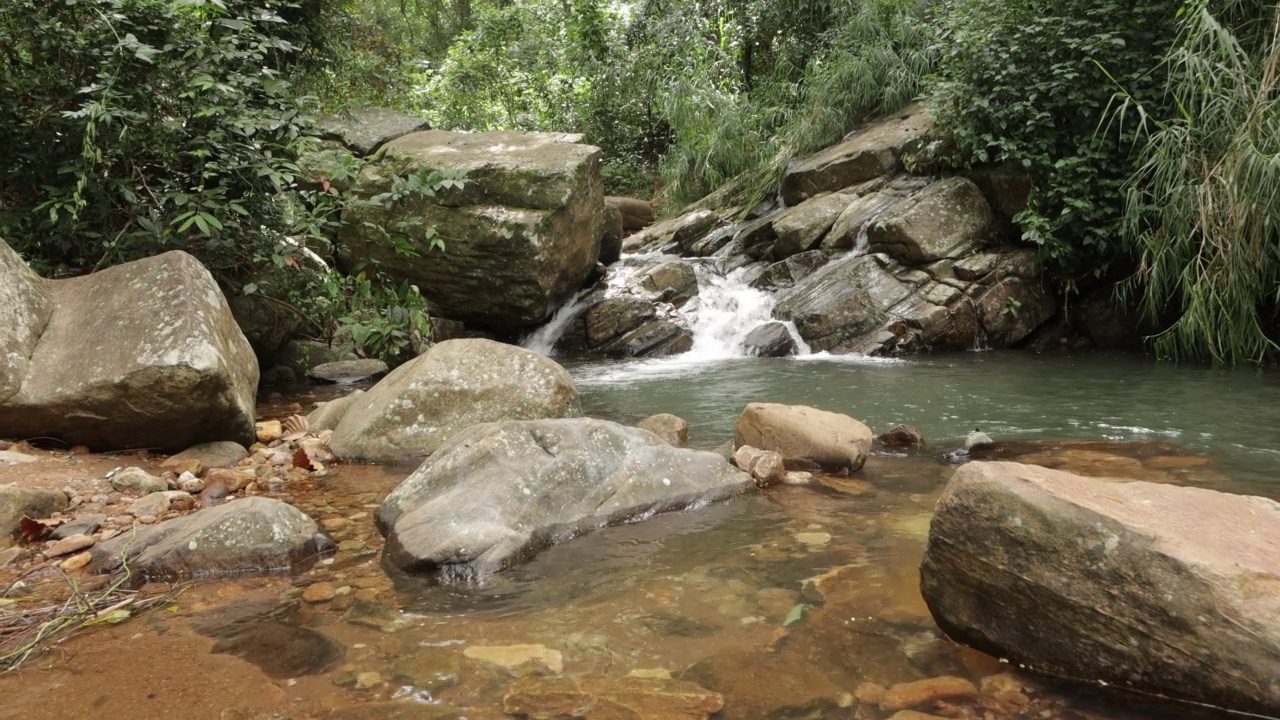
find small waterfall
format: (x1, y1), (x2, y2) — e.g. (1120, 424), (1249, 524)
(521, 289), (593, 355)
(684, 264), (807, 359)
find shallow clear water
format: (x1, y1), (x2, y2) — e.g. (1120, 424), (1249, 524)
(571, 350), (1280, 494)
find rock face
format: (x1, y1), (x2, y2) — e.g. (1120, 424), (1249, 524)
(89, 497), (332, 579)
(734, 403), (872, 473)
(377, 418), (754, 580)
(0, 246), (258, 451)
(867, 177), (993, 264)
(781, 106), (933, 205)
(921, 461), (1280, 716)
(329, 339), (581, 462)
(339, 131), (604, 330)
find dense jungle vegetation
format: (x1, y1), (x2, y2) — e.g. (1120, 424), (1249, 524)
(1, 0), (1278, 363)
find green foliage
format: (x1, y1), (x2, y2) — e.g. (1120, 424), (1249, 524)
(1115, 1), (1280, 363)
(0, 0), (315, 278)
(928, 0), (1179, 281)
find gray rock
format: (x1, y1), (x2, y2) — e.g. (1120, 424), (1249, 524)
(306, 390), (365, 433)
(318, 107), (431, 156)
(162, 441), (249, 471)
(580, 297), (656, 349)
(636, 413), (689, 448)
(110, 467), (169, 496)
(89, 496), (332, 579)
(974, 276), (1056, 347)
(922, 461), (1280, 717)
(50, 513), (106, 540)
(377, 418), (754, 580)
(0, 486), (68, 547)
(597, 319), (693, 358)
(781, 106), (932, 205)
(606, 196), (655, 232)
(621, 210), (719, 255)
(272, 340), (360, 380)
(128, 491), (182, 517)
(750, 251), (830, 291)
(338, 131), (603, 330)
(309, 359), (389, 384)
(0, 240), (52, 403)
(329, 339), (581, 463)
(775, 254), (918, 352)
(227, 291), (303, 360)
(599, 204), (625, 265)
(734, 403), (872, 473)
(641, 260), (699, 306)
(741, 322), (797, 357)
(867, 177), (993, 264)
(770, 193), (857, 259)
(823, 191), (901, 251)
(0, 248), (258, 451)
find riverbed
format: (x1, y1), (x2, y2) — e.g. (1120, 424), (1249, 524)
(1, 350), (1273, 720)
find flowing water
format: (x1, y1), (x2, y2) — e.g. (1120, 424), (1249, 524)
(6, 264), (1279, 719)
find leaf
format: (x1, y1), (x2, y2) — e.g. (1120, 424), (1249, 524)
(783, 603), (808, 628)
(18, 516), (60, 543)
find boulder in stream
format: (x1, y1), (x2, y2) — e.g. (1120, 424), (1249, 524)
(741, 322), (797, 357)
(377, 418), (754, 580)
(921, 461), (1280, 717)
(89, 496), (332, 579)
(329, 339), (581, 462)
(0, 244), (258, 451)
(734, 403), (872, 473)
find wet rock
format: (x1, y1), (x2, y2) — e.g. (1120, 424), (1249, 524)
(880, 676), (978, 711)
(887, 712), (949, 720)
(750, 251), (830, 291)
(339, 131), (603, 329)
(392, 649), (463, 694)
(302, 582), (337, 603)
(205, 467), (255, 492)
(307, 390), (365, 433)
(0, 239), (53, 403)
(110, 467), (168, 495)
(273, 340), (360, 380)
(356, 671), (384, 690)
(878, 425), (926, 448)
(606, 196), (656, 232)
(465, 644), (563, 676)
(771, 192), (857, 259)
(735, 403), (872, 473)
(0, 247), (258, 451)
(577, 296), (657, 350)
(309, 359), (389, 384)
(58, 550), (92, 571)
(598, 319), (693, 358)
(327, 702), (468, 720)
(319, 107), (431, 156)
(741, 322), (796, 357)
(209, 621), (344, 678)
(344, 600), (408, 633)
(921, 461), (1280, 716)
(622, 209), (719, 254)
(0, 547), (23, 567)
(973, 275), (1056, 347)
(600, 205), (625, 266)
(641, 261), (699, 306)
(89, 496), (333, 579)
(503, 676), (724, 720)
(0, 486), (68, 547)
(50, 513), (105, 540)
(731, 445), (786, 487)
(637, 413), (689, 448)
(775, 253), (917, 352)
(330, 339), (581, 463)
(867, 177), (993, 265)
(378, 418), (753, 579)
(162, 441), (249, 472)
(781, 106), (932, 205)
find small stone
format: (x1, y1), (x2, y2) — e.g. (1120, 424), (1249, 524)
(255, 420), (283, 443)
(636, 413), (690, 448)
(168, 459), (203, 477)
(110, 467), (168, 496)
(321, 517), (350, 531)
(162, 441), (248, 471)
(878, 424), (926, 447)
(782, 471), (813, 485)
(464, 644), (563, 676)
(58, 550), (92, 571)
(355, 671), (382, 689)
(628, 668), (672, 680)
(303, 582), (337, 603)
(854, 682), (887, 706)
(128, 492), (173, 518)
(178, 472), (205, 493)
(881, 676), (979, 711)
(794, 531), (831, 547)
(205, 468), (255, 492)
(46, 533), (95, 557)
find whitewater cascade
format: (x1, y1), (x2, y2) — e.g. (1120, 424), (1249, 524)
(521, 254), (810, 359)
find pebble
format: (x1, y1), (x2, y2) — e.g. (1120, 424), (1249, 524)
(46, 533), (95, 557)
(355, 671), (382, 690)
(794, 531), (832, 547)
(58, 551), (93, 571)
(627, 668), (672, 680)
(303, 582), (337, 603)
(464, 644), (564, 675)
(881, 676), (979, 711)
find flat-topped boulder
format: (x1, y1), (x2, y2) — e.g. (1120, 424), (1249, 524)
(0, 245), (258, 451)
(329, 339), (581, 462)
(377, 418), (753, 581)
(781, 105), (933, 205)
(338, 130), (604, 330)
(922, 461), (1280, 716)
(318, 107), (431, 156)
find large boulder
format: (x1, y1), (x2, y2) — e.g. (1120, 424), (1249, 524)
(770, 192), (857, 259)
(921, 461), (1280, 716)
(0, 248), (258, 451)
(867, 177), (994, 264)
(1, 486), (68, 548)
(329, 339), (581, 462)
(734, 403), (872, 473)
(0, 241), (52, 402)
(88, 497), (332, 579)
(338, 131), (603, 330)
(781, 106), (933, 205)
(741, 322), (797, 357)
(377, 418), (754, 580)
(621, 209), (720, 254)
(775, 253), (919, 352)
(318, 107), (431, 156)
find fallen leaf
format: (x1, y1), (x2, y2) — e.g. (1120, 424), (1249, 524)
(18, 516), (60, 543)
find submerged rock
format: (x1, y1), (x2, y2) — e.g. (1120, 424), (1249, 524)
(329, 339), (581, 463)
(0, 247), (258, 451)
(921, 461), (1280, 716)
(89, 496), (333, 579)
(377, 418), (753, 580)
(503, 676), (724, 720)
(735, 403), (872, 473)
